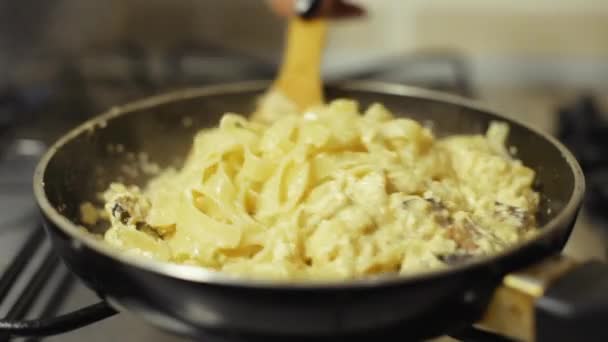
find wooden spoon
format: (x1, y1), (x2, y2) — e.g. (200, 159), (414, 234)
(271, 17), (328, 111)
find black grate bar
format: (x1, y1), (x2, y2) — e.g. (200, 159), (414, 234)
(24, 271), (76, 342)
(4, 251), (59, 321)
(0, 230), (44, 303)
(0, 249), (60, 342)
(0, 302), (117, 337)
(0, 222), (117, 339)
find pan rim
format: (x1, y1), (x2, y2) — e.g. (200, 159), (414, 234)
(33, 80), (586, 289)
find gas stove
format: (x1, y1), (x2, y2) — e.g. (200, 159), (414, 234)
(557, 95), (608, 222)
(0, 43), (605, 342)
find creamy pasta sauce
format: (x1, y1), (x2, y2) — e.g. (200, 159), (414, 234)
(94, 96), (539, 281)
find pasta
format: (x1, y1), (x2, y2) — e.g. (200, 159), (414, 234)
(94, 94), (540, 281)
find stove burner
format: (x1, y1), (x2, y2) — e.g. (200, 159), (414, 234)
(557, 95), (608, 220)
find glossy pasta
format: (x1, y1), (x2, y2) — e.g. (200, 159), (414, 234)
(96, 95), (540, 281)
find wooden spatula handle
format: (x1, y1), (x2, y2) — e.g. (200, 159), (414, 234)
(272, 17), (327, 111)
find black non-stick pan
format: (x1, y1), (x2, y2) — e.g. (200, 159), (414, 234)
(10, 81), (607, 341)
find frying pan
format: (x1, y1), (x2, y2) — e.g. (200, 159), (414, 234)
(15, 81), (608, 341)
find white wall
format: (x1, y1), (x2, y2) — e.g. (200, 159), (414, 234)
(324, 0), (608, 88)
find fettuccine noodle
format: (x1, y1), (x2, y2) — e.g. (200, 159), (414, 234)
(95, 95), (539, 281)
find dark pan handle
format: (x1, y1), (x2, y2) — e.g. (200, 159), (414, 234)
(477, 255), (608, 342)
(294, 0), (323, 19)
(536, 260), (608, 342)
(0, 301), (117, 337)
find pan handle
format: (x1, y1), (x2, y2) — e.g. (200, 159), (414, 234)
(0, 301), (117, 337)
(294, 0), (323, 19)
(477, 255), (608, 342)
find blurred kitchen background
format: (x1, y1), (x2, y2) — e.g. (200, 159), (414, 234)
(2, 0), (608, 133)
(2, 0), (608, 341)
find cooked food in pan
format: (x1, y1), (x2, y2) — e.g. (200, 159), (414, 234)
(90, 97), (539, 281)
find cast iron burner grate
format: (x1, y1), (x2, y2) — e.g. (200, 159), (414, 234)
(0, 228), (116, 341)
